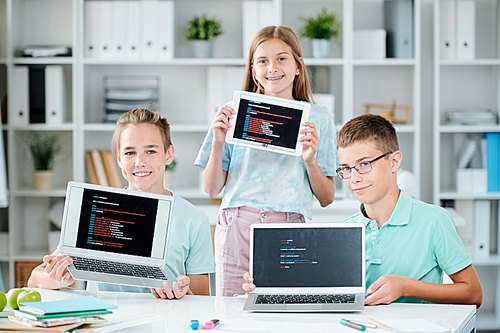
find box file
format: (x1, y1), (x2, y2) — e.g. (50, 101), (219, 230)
(126, 1), (141, 59)
(440, 0), (455, 59)
(474, 200), (491, 260)
(84, 1), (101, 58)
(456, 0), (475, 60)
(384, 0), (413, 58)
(353, 30), (387, 59)
(29, 66), (46, 124)
(45, 65), (65, 125)
(9, 66), (29, 126)
(485, 133), (500, 192)
(242, 1), (275, 57)
(206, 66), (245, 124)
(99, 1), (113, 59)
(111, 1), (128, 59)
(157, 1), (174, 59)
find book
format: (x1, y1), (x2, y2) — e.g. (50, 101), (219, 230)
(99, 150), (123, 188)
(14, 309), (113, 321)
(0, 321), (84, 332)
(91, 150), (108, 186)
(486, 133), (500, 192)
(18, 295), (117, 316)
(85, 151), (99, 185)
(8, 315), (101, 329)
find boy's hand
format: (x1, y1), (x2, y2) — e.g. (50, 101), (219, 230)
(242, 272), (255, 293)
(151, 275), (190, 300)
(212, 106), (235, 144)
(298, 122), (319, 163)
(364, 275), (409, 305)
(43, 254), (75, 287)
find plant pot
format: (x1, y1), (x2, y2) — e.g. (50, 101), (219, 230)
(33, 170), (54, 191)
(192, 40), (214, 58)
(163, 170), (174, 189)
(311, 39), (331, 58)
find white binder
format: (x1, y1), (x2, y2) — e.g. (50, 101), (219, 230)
(157, 1), (174, 59)
(440, 0), (455, 59)
(206, 66), (245, 124)
(474, 200), (490, 260)
(384, 0), (413, 58)
(84, 1), (101, 58)
(45, 65), (65, 125)
(126, 1), (142, 59)
(9, 66), (29, 126)
(242, 1), (275, 57)
(99, 1), (113, 59)
(456, 0), (475, 60)
(141, 1), (159, 59)
(111, 1), (128, 59)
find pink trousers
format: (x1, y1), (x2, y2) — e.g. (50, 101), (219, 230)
(214, 206), (305, 296)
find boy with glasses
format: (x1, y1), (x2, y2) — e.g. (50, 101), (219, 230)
(243, 114), (483, 307)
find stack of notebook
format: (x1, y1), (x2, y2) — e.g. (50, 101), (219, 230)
(1, 295), (116, 331)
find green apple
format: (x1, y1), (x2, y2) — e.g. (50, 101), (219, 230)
(0, 291), (6, 311)
(6, 288), (24, 310)
(17, 290), (42, 307)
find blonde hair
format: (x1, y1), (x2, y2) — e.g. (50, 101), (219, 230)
(111, 108), (172, 156)
(242, 26), (313, 102)
(337, 114), (399, 153)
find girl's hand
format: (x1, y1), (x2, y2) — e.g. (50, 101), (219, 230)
(212, 106), (236, 144)
(242, 272), (256, 293)
(43, 254), (75, 288)
(298, 122), (319, 163)
(151, 275), (190, 300)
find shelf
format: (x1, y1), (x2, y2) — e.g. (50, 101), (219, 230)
(83, 58), (247, 66)
(439, 191), (500, 200)
(83, 123), (209, 133)
(394, 124), (417, 133)
(13, 57), (73, 65)
(9, 124), (74, 131)
(13, 249), (46, 261)
(0, 58), (6, 64)
(440, 59), (500, 66)
(303, 58), (344, 66)
(353, 58), (417, 66)
(0, 254), (9, 261)
(473, 255), (500, 266)
(477, 311), (500, 330)
(11, 189), (67, 197)
(439, 125), (500, 133)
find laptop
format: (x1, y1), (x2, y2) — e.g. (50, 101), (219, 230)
(243, 223), (365, 312)
(58, 181), (177, 289)
(226, 90), (310, 156)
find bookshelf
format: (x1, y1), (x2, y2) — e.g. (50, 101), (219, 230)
(433, 0), (500, 329)
(1, 0), (421, 296)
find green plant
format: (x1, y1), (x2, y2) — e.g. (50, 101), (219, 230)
(184, 14), (223, 40)
(26, 132), (61, 170)
(165, 159), (177, 172)
(300, 8), (342, 41)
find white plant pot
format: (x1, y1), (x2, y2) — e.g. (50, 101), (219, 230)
(163, 170), (174, 189)
(33, 170), (54, 191)
(311, 39), (331, 58)
(192, 40), (214, 58)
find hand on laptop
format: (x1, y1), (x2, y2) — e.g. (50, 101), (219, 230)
(242, 272), (255, 293)
(43, 254), (75, 288)
(151, 275), (190, 300)
(364, 275), (409, 305)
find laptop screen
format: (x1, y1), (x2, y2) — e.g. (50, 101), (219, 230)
(252, 226), (363, 288)
(62, 186), (172, 259)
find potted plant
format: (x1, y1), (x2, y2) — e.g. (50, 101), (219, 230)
(26, 132), (61, 190)
(164, 159), (177, 189)
(300, 8), (342, 58)
(184, 14), (223, 58)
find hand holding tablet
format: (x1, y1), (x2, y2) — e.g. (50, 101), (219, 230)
(226, 91), (310, 156)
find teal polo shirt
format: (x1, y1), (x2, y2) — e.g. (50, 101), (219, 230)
(343, 190), (472, 303)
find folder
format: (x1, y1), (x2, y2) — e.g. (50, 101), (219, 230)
(125, 1), (141, 59)
(29, 66), (46, 124)
(384, 0), (413, 58)
(141, 1), (158, 59)
(456, 0), (475, 60)
(440, 0), (455, 59)
(45, 65), (65, 125)
(18, 295), (117, 315)
(242, 1), (275, 57)
(111, 1), (128, 59)
(474, 200), (490, 260)
(9, 66), (29, 126)
(206, 66), (245, 124)
(157, 1), (174, 59)
(99, 1), (113, 59)
(485, 133), (500, 192)
(84, 0), (101, 58)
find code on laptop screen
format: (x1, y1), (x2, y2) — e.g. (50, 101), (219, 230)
(252, 227), (363, 288)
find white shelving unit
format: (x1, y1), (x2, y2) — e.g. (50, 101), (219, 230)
(433, 0), (500, 329)
(0, 0), (421, 292)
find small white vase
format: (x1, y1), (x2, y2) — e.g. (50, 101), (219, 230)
(311, 39), (331, 58)
(33, 170), (54, 191)
(192, 40), (214, 58)
(163, 171), (174, 189)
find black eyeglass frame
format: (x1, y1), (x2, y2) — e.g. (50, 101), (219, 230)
(336, 151), (393, 179)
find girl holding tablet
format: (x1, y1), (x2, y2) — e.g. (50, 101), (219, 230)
(195, 26), (337, 296)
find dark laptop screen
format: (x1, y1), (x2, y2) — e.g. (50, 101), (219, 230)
(252, 226), (363, 288)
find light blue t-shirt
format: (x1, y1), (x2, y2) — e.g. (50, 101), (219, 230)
(99, 193), (215, 292)
(194, 103), (337, 219)
(343, 190), (472, 303)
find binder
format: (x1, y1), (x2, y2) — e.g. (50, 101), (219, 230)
(312, 93), (335, 117)
(9, 66), (29, 126)
(242, 1), (275, 56)
(206, 66), (245, 124)
(474, 200), (490, 260)
(84, 1), (101, 58)
(384, 0), (413, 58)
(125, 1), (141, 59)
(45, 65), (65, 125)
(29, 66), (46, 124)
(485, 133), (500, 192)
(157, 1), (174, 59)
(111, 1), (128, 59)
(440, 0), (455, 59)
(457, 139), (476, 169)
(99, 1), (113, 59)
(141, 1), (159, 59)
(456, 0), (475, 60)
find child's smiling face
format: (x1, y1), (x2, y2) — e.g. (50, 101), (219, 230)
(252, 39), (300, 100)
(117, 123), (173, 195)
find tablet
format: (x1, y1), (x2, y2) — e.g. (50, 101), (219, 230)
(226, 91), (310, 156)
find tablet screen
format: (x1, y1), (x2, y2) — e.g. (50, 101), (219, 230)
(227, 91), (309, 156)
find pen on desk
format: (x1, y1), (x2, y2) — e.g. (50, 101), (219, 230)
(190, 319), (199, 330)
(366, 317), (396, 332)
(203, 319), (219, 330)
(340, 319), (366, 331)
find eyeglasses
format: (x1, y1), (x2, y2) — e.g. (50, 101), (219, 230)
(336, 152), (393, 179)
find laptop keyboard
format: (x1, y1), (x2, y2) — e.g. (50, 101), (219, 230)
(71, 256), (167, 280)
(255, 294), (355, 304)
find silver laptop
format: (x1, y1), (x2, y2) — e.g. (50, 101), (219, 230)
(243, 223), (365, 312)
(58, 181), (177, 288)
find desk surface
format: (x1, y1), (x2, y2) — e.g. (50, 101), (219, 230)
(2, 289), (476, 333)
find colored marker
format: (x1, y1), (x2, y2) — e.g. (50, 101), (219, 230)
(190, 319), (199, 330)
(340, 318), (366, 331)
(202, 319), (220, 330)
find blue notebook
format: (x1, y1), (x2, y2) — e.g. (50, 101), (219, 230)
(18, 295), (117, 315)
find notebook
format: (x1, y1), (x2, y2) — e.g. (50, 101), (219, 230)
(58, 181), (177, 288)
(243, 223), (365, 312)
(226, 90), (310, 156)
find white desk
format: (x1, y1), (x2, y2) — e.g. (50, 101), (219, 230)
(2, 289), (476, 332)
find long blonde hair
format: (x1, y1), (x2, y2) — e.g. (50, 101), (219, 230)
(242, 26), (313, 102)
